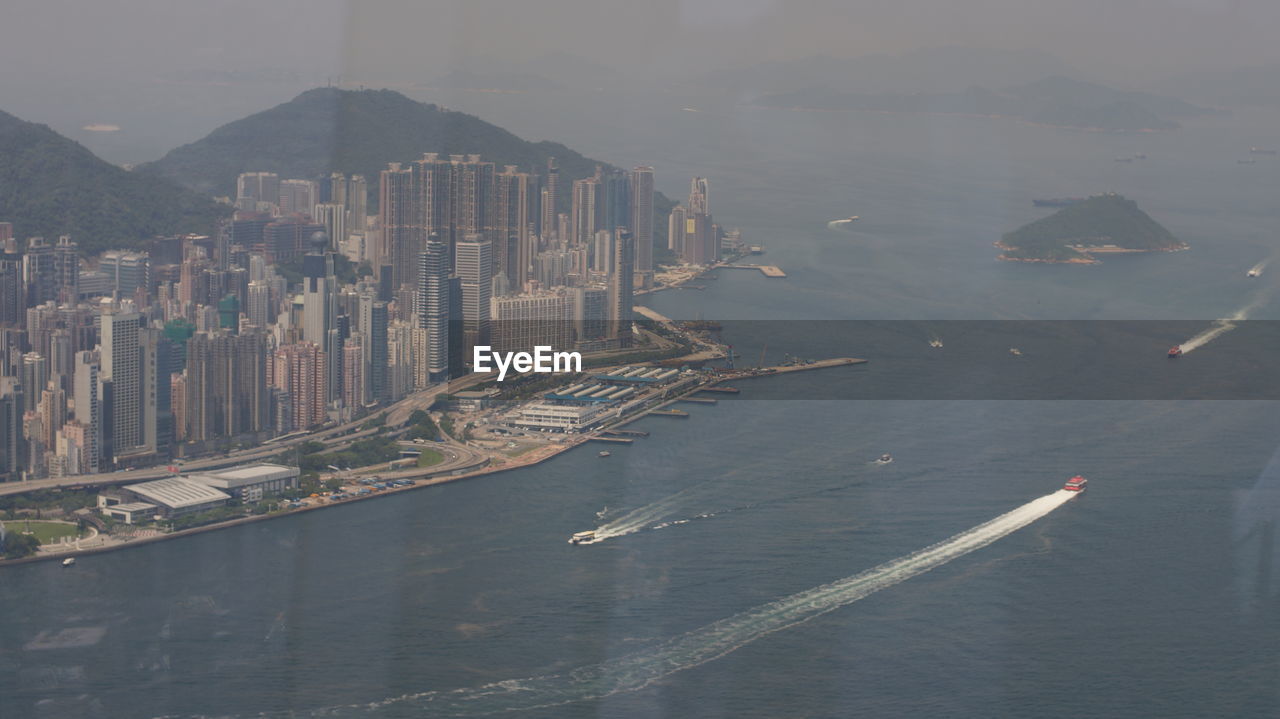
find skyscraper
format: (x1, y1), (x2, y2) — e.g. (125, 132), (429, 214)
(378, 163), (418, 290)
(23, 237), (55, 306)
(454, 235), (493, 360)
(629, 167), (655, 279)
(416, 235), (450, 383)
(571, 176), (601, 246)
(278, 179), (318, 217)
(272, 342), (328, 430)
(99, 307), (143, 460)
(53, 235), (79, 304)
(609, 231), (635, 348)
(541, 157), (560, 240)
(73, 350), (101, 473)
(236, 172), (280, 213)
(668, 205), (688, 255)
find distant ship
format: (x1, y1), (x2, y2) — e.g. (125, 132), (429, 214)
(1247, 269), (1260, 278)
(1168, 345), (1182, 358)
(569, 531), (598, 545)
(1063, 475), (1088, 492)
(1032, 198), (1085, 208)
(1009, 348), (1023, 356)
(1250, 147), (1278, 155)
(928, 339), (943, 348)
(844, 215), (859, 222)
(598, 450), (611, 458)
(62, 557), (76, 567)
(877, 453), (894, 464)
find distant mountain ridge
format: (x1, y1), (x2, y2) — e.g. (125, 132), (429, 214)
(997, 194), (1185, 263)
(138, 88), (656, 214)
(755, 76), (1219, 131)
(0, 109), (228, 255)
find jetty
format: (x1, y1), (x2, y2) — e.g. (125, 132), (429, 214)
(589, 436), (634, 444)
(722, 264), (786, 278)
(679, 397), (718, 404)
(650, 409), (691, 418)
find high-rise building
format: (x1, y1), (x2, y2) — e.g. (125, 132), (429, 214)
(301, 242), (339, 400)
(490, 290), (574, 355)
(495, 165), (533, 287)
(629, 167), (655, 278)
(357, 294), (389, 404)
(449, 154), (496, 243)
(272, 342), (328, 430)
(541, 157), (560, 239)
(378, 162), (418, 290)
(609, 231), (635, 348)
(600, 168), (632, 240)
(341, 337), (364, 411)
(99, 250), (150, 300)
(0, 246), (22, 327)
(24, 237), (56, 306)
(689, 177), (710, 215)
(184, 331), (268, 442)
(313, 203), (345, 252)
(668, 205), (688, 255)
(346, 175), (368, 235)
(236, 172), (280, 213)
(99, 308), (144, 460)
(278, 179), (318, 217)
(416, 236), (450, 382)
(73, 350), (102, 473)
(455, 235), (493, 360)
(53, 236), (79, 303)
(571, 176), (601, 246)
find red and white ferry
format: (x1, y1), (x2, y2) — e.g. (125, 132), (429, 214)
(1063, 475), (1088, 492)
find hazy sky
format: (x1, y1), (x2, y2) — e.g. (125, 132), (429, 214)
(5, 0), (1280, 86)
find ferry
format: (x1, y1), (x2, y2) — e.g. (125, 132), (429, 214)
(569, 531), (597, 545)
(1063, 475), (1088, 492)
(1168, 345), (1182, 358)
(844, 215), (860, 222)
(598, 450), (611, 458)
(62, 557), (76, 567)
(1247, 269), (1260, 278)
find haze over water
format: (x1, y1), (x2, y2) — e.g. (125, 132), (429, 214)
(6, 95), (1280, 717)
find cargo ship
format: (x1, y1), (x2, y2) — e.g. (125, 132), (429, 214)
(1032, 197), (1086, 208)
(1063, 475), (1088, 492)
(1168, 345), (1182, 358)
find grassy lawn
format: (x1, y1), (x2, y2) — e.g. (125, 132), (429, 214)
(13, 520), (83, 544)
(416, 449), (445, 468)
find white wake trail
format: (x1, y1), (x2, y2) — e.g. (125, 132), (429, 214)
(1180, 295), (1266, 354)
(300, 489), (1078, 717)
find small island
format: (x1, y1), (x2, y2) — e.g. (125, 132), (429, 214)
(996, 193), (1186, 264)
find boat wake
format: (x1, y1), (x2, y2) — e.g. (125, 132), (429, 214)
(826, 217), (858, 231)
(1179, 295), (1267, 354)
(292, 490), (1077, 717)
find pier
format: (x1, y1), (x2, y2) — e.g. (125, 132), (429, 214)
(722, 264), (787, 278)
(601, 429), (649, 438)
(699, 386), (740, 394)
(650, 409), (691, 417)
(679, 397), (718, 404)
(589, 436), (635, 444)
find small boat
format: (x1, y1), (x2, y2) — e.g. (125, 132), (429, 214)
(928, 339), (943, 348)
(598, 450), (611, 458)
(569, 531), (597, 545)
(62, 557), (76, 567)
(1009, 348), (1022, 356)
(1168, 345), (1182, 358)
(877, 453), (893, 464)
(844, 215), (859, 222)
(1063, 475), (1088, 492)
(1247, 269), (1260, 278)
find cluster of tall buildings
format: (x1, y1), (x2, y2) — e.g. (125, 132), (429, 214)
(0, 154), (681, 483)
(667, 177), (723, 266)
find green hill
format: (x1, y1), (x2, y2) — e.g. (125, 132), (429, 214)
(0, 110), (229, 255)
(138, 88), (674, 221)
(998, 194), (1184, 263)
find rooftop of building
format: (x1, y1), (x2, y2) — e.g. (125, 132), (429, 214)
(127, 478), (231, 509)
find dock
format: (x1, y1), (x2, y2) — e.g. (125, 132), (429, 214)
(717, 357), (866, 382)
(679, 397), (718, 404)
(589, 436), (635, 444)
(650, 409), (691, 417)
(722, 264), (786, 278)
(601, 429), (649, 438)
(699, 386), (740, 394)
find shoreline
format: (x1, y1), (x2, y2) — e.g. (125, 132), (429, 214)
(993, 240), (1188, 264)
(4, 357), (864, 567)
